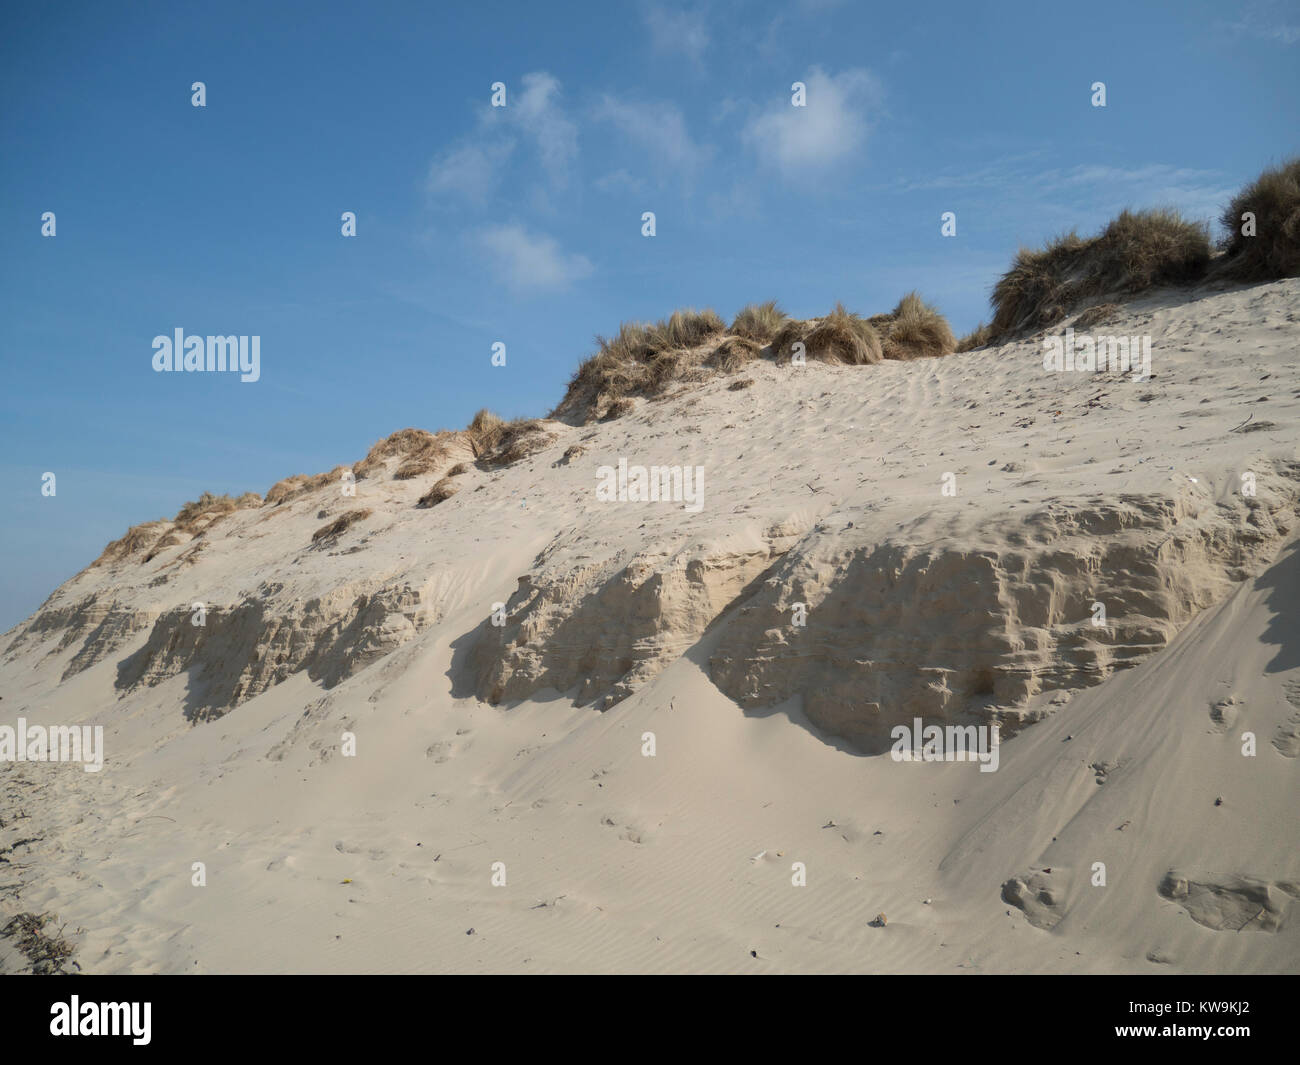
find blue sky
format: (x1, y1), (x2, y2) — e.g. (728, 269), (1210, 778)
(2, 0), (1298, 630)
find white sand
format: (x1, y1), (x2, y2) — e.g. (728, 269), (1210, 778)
(2, 278), (1298, 973)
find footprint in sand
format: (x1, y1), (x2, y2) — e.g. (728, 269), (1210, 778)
(425, 735), (472, 763)
(1274, 713), (1300, 757)
(1209, 695), (1242, 733)
(1159, 871), (1300, 932)
(599, 815), (645, 844)
(1001, 868), (1067, 930)
(333, 841), (386, 861)
(1274, 680), (1300, 756)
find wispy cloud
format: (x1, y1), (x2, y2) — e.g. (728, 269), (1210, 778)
(426, 140), (514, 205)
(593, 168), (647, 196)
(642, 4), (710, 62)
(476, 224), (593, 289)
(511, 72), (580, 183)
(743, 67), (883, 178)
(593, 94), (712, 183)
(427, 71), (578, 204)
(1222, 15), (1300, 44)
(899, 158), (1233, 225)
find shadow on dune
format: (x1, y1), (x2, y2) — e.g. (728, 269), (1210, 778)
(447, 614), (498, 701)
(1260, 538), (1300, 675)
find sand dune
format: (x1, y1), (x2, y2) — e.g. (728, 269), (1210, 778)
(2, 278), (1298, 973)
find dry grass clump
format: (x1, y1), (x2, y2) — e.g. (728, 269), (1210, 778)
(311, 508), (372, 545)
(264, 466), (352, 505)
(551, 308), (726, 422)
(267, 427), (468, 509)
(465, 409), (506, 457)
(1, 912), (76, 974)
(264, 475), (308, 505)
(354, 428), (454, 482)
(93, 521), (169, 566)
(141, 531), (183, 562)
(803, 303), (883, 364)
(647, 348), (692, 392)
(989, 231), (1088, 338)
(707, 335), (762, 373)
(1093, 208), (1211, 289)
(173, 490), (260, 534)
(465, 411), (557, 468)
(730, 301), (788, 344)
(647, 307), (726, 350)
(417, 478), (460, 508)
(602, 397), (636, 420)
(769, 318), (811, 362)
(990, 208), (1210, 340)
(355, 428), (437, 472)
(955, 322), (993, 352)
(393, 453), (443, 479)
(594, 321), (657, 366)
(94, 490), (261, 566)
(1217, 157), (1300, 281)
(486, 418), (557, 467)
(146, 491), (259, 562)
(877, 291), (956, 360)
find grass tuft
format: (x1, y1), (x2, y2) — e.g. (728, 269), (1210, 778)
(877, 292), (957, 360)
(730, 301), (789, 344)
(955, 322), (993, 352)
(1217, 157), (1300, 281)
(417, 478), (460, 508)
(803, 303), (882, 364)
(989, 208), (1210, 340)
(310, 508), (372, 545)
(550, 308), (725, 422)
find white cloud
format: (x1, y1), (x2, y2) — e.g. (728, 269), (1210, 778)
(427, 71), (577, 205)
(642, 4), (710, 62)
(593, 95), (711, 180)
(477, 224), (593, 289)
(743, 67), (882, 177)
(426, 140), (514, 204)
(514, 72), (579, 183)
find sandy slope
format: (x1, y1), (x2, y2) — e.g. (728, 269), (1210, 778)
(2, 279), (1298, 973)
